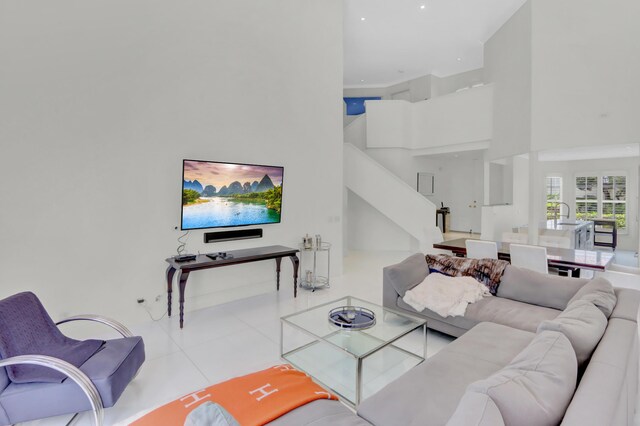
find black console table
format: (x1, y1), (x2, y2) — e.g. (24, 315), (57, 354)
(165, 245), (299, 328)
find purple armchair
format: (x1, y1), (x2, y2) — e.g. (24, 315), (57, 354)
(0, 292), (145, 425)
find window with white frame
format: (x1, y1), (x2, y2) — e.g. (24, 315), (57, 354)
(545, 176), (563, 220)
(602, 175), (626, 231)
(575, 175), (626, 231)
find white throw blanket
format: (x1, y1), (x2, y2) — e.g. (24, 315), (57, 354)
(403, 273), (491, 317)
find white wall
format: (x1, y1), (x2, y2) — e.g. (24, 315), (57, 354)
(489, 163), (506, 205)
(412, 85), (493, 150)
(0, 0), (344, 324)
(365, 101), (412, 149)
(344, 68), (484, 102)
(343, 69), (484, 127)
(484, 1), (532, 161)
(512, 155), (530, 228)
(431, 69), (484, 98)
(344, 115), (367, 151)
(349, 148), (484, 236)
(344, 147), (422, 252)
(346, 190), (416, 251)
(365, 85), (493, 150)
(428, 156), (484, 233)
(343, 75), (432, 103)
(343, 144), (436, 252)
(531, 0), (640, 151)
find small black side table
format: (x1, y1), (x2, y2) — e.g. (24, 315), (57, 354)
(165, 245), (299, 328)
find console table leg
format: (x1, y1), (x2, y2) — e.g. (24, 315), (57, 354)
(166, 266), (176, 317)
(275, 257), (282, 291)
(178, 271), (190, 329)
(289, 255), (299, 298)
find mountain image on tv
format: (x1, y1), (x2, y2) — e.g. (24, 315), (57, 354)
(181, 160), (284, 230)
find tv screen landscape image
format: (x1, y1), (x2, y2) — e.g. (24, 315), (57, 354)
(181, 159), (284, 230)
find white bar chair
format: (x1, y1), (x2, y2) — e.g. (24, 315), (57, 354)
(501, 232), (528, 244)
(509, 244), (548, 274)
(465, 240), (498, 259)
(539, 235), (571, 249)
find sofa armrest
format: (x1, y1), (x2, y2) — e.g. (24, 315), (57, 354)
(383, 254), (429, 309)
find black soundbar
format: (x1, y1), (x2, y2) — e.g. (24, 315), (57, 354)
(204, 228), (263, 243)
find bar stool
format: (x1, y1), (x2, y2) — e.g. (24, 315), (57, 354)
(465, 240), (498, 259)
(510, 244), (548, 274)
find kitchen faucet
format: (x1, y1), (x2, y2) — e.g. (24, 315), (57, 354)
(553, 202), (571, 223)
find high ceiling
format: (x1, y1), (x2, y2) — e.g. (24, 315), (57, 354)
(344, 0), (527, 88)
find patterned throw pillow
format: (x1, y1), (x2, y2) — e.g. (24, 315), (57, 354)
(426, 254), (509, 295)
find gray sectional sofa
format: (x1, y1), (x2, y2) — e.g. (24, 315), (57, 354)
(270, 253), (640, 426)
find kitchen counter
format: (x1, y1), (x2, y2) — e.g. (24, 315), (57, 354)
(542, 220), (591, 231)
(518, 220), (594, 249)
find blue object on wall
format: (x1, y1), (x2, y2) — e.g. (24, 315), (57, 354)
(343, 97), (382, 116)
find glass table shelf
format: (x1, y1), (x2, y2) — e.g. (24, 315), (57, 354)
(280, 296), (427, 406)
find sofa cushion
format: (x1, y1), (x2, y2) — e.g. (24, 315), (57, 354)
(384, 253), (429, 297)
(537, 299), (607, 367)
(562, 318), (638, 426)
(397, 297), (479, 332)
(397, 295), (559, 334)
(357, 322), (534, 426)
(465, 296), (560, 333)
(267, 400), (371, 426)
(467, 331), (577, 426)
(497, 266), (587, 310)
(568, 277), (617, 318)
(610, 288), (640, 322)
(446, 392), (504, 426)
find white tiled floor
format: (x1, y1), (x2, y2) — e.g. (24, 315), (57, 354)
(20, 248), (640, 425)
(22, 250), (453, 426)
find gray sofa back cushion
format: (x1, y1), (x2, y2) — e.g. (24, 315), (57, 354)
(466, 331), (577, 426)
(497, 266), (587, 310)
(267, 400), (372, 426)
(383, 253), (429, 297)
(446, 391), (504, 426)
(537, 299), (607, 366)
(561, 317), (638, 426)
(568, 277), (617, 318)
(610, 288), (640, 322)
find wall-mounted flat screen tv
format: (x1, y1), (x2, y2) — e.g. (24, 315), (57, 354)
(181, 159), (284, 230)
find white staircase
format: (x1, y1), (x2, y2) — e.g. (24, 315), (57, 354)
(344, 143), (437, 252)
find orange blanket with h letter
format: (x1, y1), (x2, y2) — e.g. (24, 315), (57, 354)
(131, 364), (337, 426)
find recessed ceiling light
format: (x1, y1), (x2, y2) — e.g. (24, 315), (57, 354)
(457, 57), (462, 62)
(360, 79), (365, 82)
(360, 17), (366, 21)
(420, 5), (426, 9)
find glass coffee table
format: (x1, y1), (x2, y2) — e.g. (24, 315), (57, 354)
(280, 296), (427, 406)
